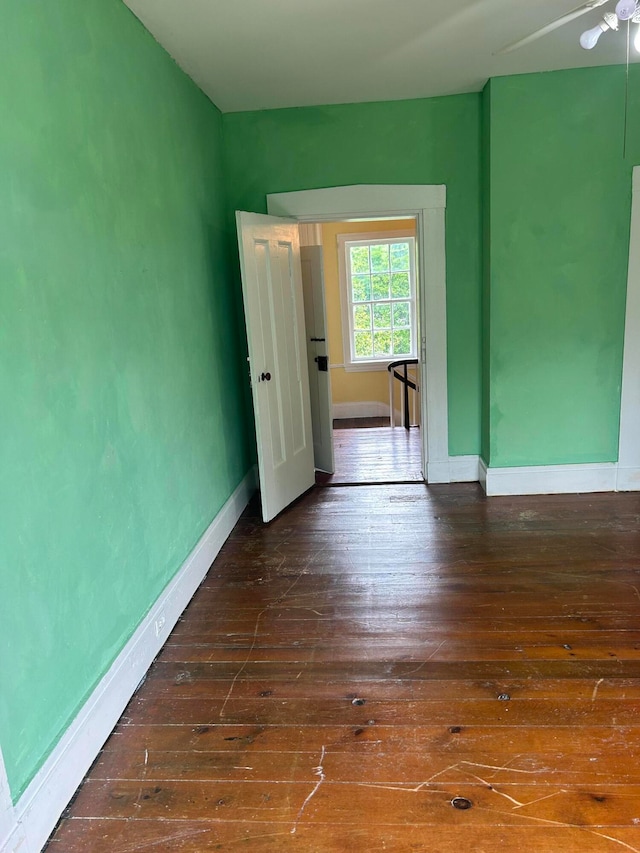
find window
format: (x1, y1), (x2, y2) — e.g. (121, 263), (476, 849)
(338, 232), (417, 370)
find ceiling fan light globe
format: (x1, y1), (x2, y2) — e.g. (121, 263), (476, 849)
(615, 0), (637, 19)
(579, 21), (608, 48)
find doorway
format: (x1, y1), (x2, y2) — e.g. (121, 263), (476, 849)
(302, 217), (423, 485)
(267, 184), (452, 485)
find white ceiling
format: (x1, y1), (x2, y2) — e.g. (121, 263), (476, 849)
(123, 0), (635, 113)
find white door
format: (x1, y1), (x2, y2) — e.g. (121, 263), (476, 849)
(300, 246), (334, 474)
(237, 212), (315, 522)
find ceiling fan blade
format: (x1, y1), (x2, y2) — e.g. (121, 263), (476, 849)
(496, 0), (610, 54)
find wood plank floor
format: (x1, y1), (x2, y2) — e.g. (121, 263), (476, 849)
(46, 484), (640, 852)
(319, 425), (422, 485)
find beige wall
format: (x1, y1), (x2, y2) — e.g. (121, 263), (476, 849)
(322, 219), (416, 410)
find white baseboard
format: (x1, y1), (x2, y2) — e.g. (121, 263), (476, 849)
(616, 466), (640, 491)
(479, 459), (629, 496)
(427, 455), (480, 484)
(0, 754), (19, 853)
(332, 401), (391, 419)
(0, 467), (257, 853)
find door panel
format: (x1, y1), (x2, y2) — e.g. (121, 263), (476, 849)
(237, 212), (315, 522)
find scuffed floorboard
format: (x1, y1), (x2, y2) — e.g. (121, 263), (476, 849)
(46, 485), (640, 852)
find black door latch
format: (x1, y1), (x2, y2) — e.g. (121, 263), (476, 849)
(314, 355), (328, 372)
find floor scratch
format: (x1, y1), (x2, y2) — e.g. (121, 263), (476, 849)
(290, 745), (326, 834)
(222, 830), (293, 847)
(465, 770), (524, 807)
(132, 745), (151, 812)
(481, 805), (640, 853)
(356, 782), (452, 794)
(403, 640), (447, 676)
(511, 789), (565, 810)
(588, 831), (640, 853)
(591, 677), (605, 703)
(219, 562), (308, 718)
(356, 758), (542, 797)
(115, 827), (212, 852)
(458, 760), (540, 775)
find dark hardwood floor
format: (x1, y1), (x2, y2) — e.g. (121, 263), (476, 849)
(319, 423), (422, 485)
(47, 484), (640, 852)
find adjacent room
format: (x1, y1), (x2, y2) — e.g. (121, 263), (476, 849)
(2, 1), (640, 851)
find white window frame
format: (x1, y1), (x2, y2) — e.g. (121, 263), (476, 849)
(337, 230), (417, 372)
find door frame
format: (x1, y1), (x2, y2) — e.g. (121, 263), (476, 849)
(267, 185), (450, 482)
(618, 165), (640, 489)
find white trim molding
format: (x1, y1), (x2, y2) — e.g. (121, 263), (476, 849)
(617, 165), (640, 491)
(267, 185), (449, 484)
(479, 459), (623, 497)
(617, 466), (640, 491)
(268, 184), (446, 217)
(298, 222), (322, 247)
(0, 468), (257, 853)
(0, 750), (23, 853)
(428, 455), (480, 484)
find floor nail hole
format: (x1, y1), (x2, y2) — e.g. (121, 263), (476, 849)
(351, 698), (366, 706)
(451, 797), (473, 810)
(497, 693), (510, 701)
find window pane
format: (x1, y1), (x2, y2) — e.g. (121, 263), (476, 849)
(354, 331), (373, 358)
(370, 244), (390, 272)
(373, 330), (392, 356)
(392, 301), (410, 327)
(393, 329), (411, 355)
(352, 275), (371, 302)
(353, 304), (371, 331)
(350, 246), (370, 274)
(373, 303), (391, 329)
(391, 272), (410, 298)
(390, 243), (410, 271)
(372, 273), (390, 300)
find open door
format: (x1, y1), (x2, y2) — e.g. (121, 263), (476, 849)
(300, 245), (334, 474)
(236, 212), (315, 522)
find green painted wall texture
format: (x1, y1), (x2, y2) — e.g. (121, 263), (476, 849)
(484, 67), (633, 468)
(222, 96), (484, 457)
(0, 0), (251, 799)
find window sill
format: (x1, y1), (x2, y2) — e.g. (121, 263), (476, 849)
(344, 359), (413, 373)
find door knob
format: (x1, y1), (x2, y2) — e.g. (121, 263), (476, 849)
(261, 372), (271, 382)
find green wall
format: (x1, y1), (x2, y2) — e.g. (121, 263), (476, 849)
(0, 0), (251, 799)
(484, 67), (634, 467)
(222, 96), (483, 457)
